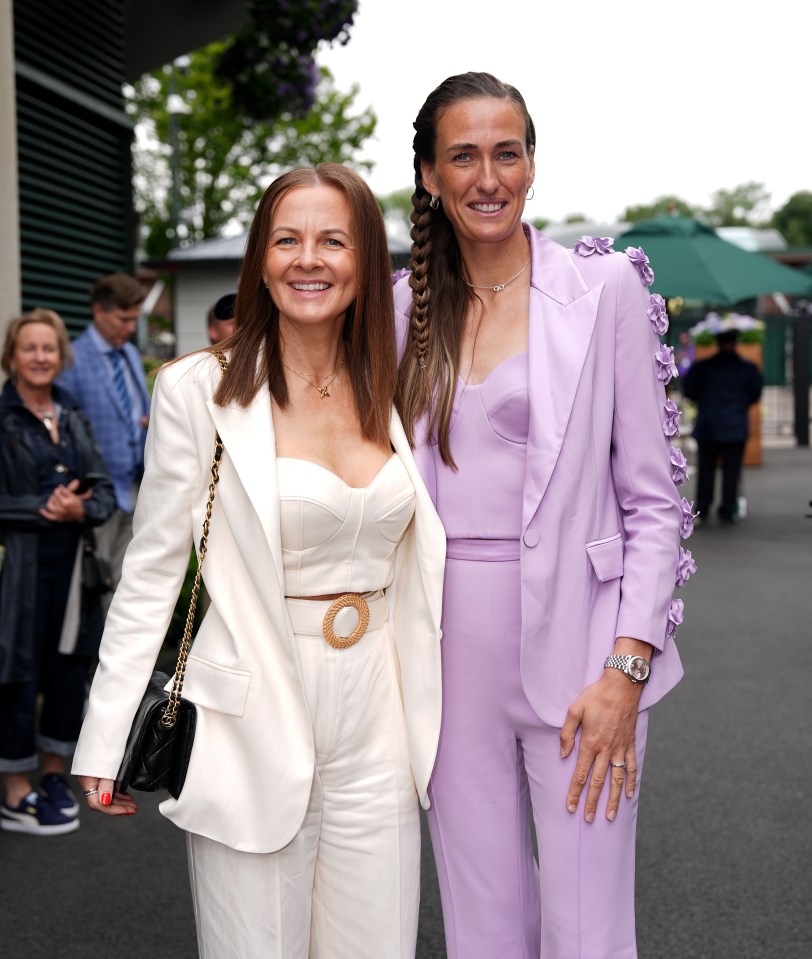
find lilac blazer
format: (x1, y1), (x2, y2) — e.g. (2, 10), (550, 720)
(394, 225), (686, 726)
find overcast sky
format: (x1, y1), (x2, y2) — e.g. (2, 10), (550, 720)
(320, 0), (809, 225)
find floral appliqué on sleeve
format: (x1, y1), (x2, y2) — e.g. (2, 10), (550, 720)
(574, 235), (615, 256)
(647, 294), (669, 334)
(670, 447), (689, 485)
(662, 398), (682, 437)
(665, 598), (685, 641)
(676, 547), (697, 588)
(625, 246), (655, 286)
(679, 498), (697, 538)
(655, 345), (679, 385)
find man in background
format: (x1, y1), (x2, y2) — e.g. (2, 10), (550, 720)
(58, 274), (150, 606)
(207, 293), (236, 345)
(683, 329), (763, 524)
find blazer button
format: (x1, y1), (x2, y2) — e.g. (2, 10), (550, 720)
(523, 529), (540, 548)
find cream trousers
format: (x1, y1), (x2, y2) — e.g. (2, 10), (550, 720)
(186, 593), (420, 958)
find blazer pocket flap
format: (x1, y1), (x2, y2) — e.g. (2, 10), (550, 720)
(586, 533), (624, 583)
(163, 656), (252, 717)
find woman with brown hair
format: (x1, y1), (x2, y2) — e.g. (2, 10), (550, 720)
(73, 164), (445, 957)
(395, 73), (689, 958)
(0, 309), (115, 835)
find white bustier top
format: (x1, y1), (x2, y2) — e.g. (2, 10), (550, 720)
(277, 454), (416, 596)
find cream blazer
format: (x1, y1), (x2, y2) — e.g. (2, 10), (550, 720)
(72, 352), (446, 854)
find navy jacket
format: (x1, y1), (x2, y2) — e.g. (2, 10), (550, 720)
(682, 350), (763, 444)
(0, 382), (115, 683)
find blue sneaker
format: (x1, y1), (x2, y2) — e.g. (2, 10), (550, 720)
(0, 790), (79, 836)
(40, 773), (80, 817)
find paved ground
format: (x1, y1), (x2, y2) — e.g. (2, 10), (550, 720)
(1, 447), (810, 958)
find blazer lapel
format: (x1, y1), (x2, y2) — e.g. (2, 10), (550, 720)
(206, 386), (285, 597)
(523, 229), (603, 527)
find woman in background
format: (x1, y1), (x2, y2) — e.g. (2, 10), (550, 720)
(0, 308), (114, 836)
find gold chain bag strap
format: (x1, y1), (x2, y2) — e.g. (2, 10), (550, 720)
(117, 351), (228, 798)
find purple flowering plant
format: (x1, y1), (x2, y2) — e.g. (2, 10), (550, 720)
(217, 0), (357, 121)
(625, 246), (655, 286)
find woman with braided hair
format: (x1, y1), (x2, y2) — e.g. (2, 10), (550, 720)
(394, 72), (690, 958)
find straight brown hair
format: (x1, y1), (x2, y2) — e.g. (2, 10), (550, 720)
(212, 164), (397, 447)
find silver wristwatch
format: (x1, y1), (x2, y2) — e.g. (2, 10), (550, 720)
(604, 653), (651, 684)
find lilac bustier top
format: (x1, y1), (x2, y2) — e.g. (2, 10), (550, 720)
(432, 352), (529, 545)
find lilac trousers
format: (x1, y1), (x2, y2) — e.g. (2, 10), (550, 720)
(426, 550), (649, 959)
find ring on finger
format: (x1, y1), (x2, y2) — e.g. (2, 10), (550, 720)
(82, 788), (99, 796)
(609, 760), (626, 768)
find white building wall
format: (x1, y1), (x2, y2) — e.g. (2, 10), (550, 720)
(175, 266), (240, 356)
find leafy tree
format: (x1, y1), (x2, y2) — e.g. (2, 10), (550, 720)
(621, 195), (697, 223)
(128, 45), (375, 258)
(378, 187), (414, 220)
(772, 191), (812, 246)
(704, 181), (771, 227)
(563, 212), (589, 224)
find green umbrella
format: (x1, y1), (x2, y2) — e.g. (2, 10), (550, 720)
(615, 216), (812, 305)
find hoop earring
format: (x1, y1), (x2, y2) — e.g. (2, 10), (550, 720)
(429, 195), (440, 210)
(526, 186), (535, 201)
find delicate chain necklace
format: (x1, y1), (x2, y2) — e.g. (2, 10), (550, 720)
(463, 256), (531, 293)
(19, 394), (56, 431)
(283, 356), (345, 399)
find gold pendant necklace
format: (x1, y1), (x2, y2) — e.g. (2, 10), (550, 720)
(283, 356), (344, 399)
(463, 257), (531, 293)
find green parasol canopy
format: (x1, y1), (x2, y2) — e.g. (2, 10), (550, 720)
(615, 216), (812, 305)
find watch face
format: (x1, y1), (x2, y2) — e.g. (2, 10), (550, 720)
(629, 656), (650, 681)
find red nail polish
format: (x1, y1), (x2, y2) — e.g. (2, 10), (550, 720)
(126, 810), (136, 816)
(101, 793), (111, 806)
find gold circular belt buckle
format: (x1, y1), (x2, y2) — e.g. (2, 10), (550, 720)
(322, 593), (370, 650)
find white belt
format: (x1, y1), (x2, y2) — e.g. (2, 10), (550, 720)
(285, 590), (387, 649)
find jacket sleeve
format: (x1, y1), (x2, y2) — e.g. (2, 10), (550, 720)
(0, 493), (51, 529)
(72, 362), (204, 778)
(610, 256), (682, 652)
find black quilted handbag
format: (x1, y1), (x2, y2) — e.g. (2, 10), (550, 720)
(117, 352), (227, 799)
(117, 671), (197, 798)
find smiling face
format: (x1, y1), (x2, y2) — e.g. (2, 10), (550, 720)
(421, 97), (535, 250)
(11, 322), (62, 393)
(262, 184), (358, 336)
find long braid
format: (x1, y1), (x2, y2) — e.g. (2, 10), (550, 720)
(408, 167), (433, 370)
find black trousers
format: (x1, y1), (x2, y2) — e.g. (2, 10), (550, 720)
(0, 531), (88, 769)
(696, 440), (746, 521)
